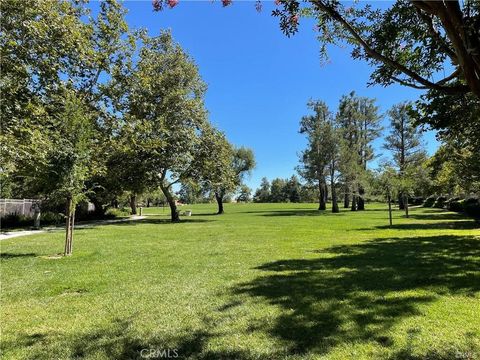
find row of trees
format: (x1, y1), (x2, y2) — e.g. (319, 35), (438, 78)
(253, 176), (318, 203)
(1, 1), (252, 255)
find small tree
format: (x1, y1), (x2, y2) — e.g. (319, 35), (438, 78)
(236, 185), (252, 202)
(213, 147), (255, 214)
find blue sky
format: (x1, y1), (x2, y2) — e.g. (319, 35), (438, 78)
(108, 1), (439, 190)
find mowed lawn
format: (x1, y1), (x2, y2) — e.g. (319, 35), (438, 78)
(1, 203), (479, 359)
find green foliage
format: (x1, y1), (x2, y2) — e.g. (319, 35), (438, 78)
(434, 196), (448, 209)
(424, 195), (436, 208)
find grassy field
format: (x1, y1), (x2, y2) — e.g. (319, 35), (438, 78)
(1, 203), (479, 359)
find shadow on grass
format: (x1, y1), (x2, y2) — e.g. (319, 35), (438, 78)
(232, 234), (480, 356)
(364, 220), (479, 231)
(0, 252), (37, 260)
(79, 217), (213, 229)
(244, 209), (346, 217)
(7, 318), (255, 360)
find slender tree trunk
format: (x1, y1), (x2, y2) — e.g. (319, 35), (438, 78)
(404, 193), (409, 218)
(130, 194), (137, 215)
(331, 168), (339, 213)
(215, 190), (224, 214)
(324, 183), (329, 204)
(387, 191), (393, 226)
(64, 196), (75, 256)
(357, 186), (365, 210)
(147, 198), (151, 207)
(343, 184), (350, 208)
(318, 180), (326, 210)
(160, 184), (179, 222)
(68, 208), (75, 254)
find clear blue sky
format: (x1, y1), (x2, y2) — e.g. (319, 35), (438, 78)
(106, 1), (439, 190)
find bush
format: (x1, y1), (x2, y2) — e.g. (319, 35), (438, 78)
(446, 198), (464, 212)
(434, 196), (448, 208)
(409, 197), (424, 205)
(423, 195), (436, 207)
(0, 214), (32, 229)
(464, 197), (480, 218)
(105, 208), (130, 218)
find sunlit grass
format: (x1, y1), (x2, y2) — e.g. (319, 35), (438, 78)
(1, 203), (479, 359)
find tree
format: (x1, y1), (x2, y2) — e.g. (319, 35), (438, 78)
(270, 178), (288, 203)
(236, 185), (252, 202)
(213, 147), (255, 214)
(1, 0), (131, 255)
(110, 32), (208, 222)
(298, 100), (335, 211)
(285, 175), (302, 203)
(194, 125), (236, 214)
(253, 177), (271, 203)
(155, 1), (480, 139)
(384, 102), (426, 216)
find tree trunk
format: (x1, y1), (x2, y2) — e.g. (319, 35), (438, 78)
(324, 184), (329, 204)
(387, 191), (393, 226)
(147, 198), (151, 207)
(64, 196), (75, 256)
(130, 194), (137, 215)
(343, 185), (350, 208)
(318, 181), (326, 210)
(330, 164), (339, 213)
(357, 186), (365, 210)
(215, 190), (224, 214)
(404, 193), (409, 218)
(398, 193), (405, 210)
(160, 184), (179, 222)
(351, 190), (357, 211)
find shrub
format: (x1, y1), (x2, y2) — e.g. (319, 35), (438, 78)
(0, 214), (32, 229)
(434, 196), (448, 208)
(464, 197), (480, 218)
(410, 197), (424, 205)
(446, 198), (464, 213)
(423, 195), (435, 207)
(105, 208), (130, 218)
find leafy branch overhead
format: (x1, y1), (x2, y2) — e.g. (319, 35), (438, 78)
(154, 0), (480, 97)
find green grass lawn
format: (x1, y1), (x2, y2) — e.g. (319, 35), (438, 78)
(1, 203), (479, 359)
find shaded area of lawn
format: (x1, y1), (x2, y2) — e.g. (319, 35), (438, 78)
(233, 234), (480, 356)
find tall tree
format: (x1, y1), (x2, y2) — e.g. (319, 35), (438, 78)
(254, 177), (271, 203)
(298, 100), (335, 211)
(384, 102), (425, 215)
(1, 0), (131, 255)
(110, 32), (208, 222)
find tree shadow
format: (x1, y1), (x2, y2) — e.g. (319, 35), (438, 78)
(233, 235), (480, 356)
(369, 220), (479, 231)
(78, 217), (213, 229)
(244, 209), (346, 217)
(6, 317), (258, 360)
(408, 212), (468, 221)
(0, 252), (37, 260)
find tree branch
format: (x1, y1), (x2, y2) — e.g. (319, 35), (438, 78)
(311, 0), (469, 94)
